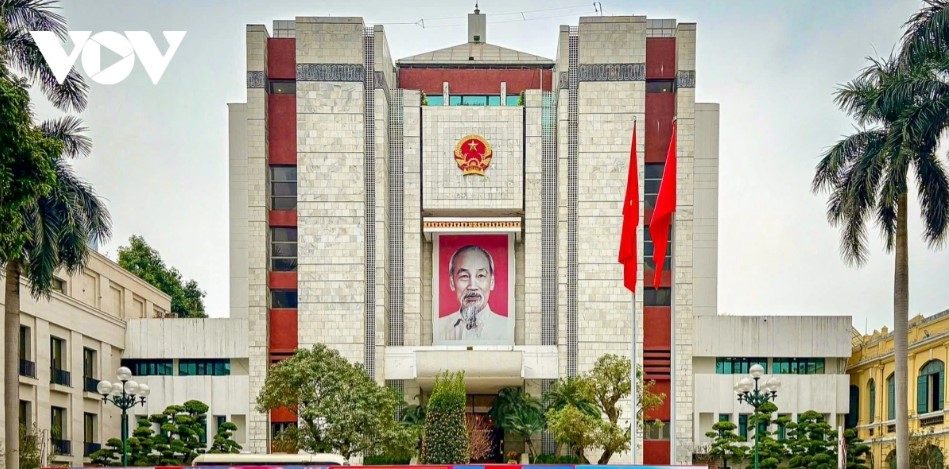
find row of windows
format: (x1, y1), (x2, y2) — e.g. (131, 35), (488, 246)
(425, 94), (522, 107)
(271, 227), (298, 272)
(854, 359), (945, 426)
(714, 357), (827, 375)
(271, 166), (296, 210)
(120, 359), (231, 376)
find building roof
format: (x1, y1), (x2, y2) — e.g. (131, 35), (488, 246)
(398, 42), (554, 67)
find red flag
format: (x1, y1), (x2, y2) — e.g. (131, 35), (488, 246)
(618, 120), (639, 293)
(649, 119), (677, 290)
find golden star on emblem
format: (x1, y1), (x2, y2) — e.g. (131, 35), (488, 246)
(467, 140), (479, 151)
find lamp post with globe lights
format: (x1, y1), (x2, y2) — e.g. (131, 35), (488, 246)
(734, 363), (780, 469)
(96, 366), (149, 466)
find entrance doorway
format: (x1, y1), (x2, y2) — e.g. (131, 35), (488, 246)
(466, 394), (502, 463)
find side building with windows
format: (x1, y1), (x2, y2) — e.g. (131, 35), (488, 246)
(691, 315), (853, 453)
(121, 318), (250, 449)
(849, 308), (949, 468)
(0, 251), (172, 467)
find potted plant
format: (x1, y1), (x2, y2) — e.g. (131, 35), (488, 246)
(506, 451), (519, 464)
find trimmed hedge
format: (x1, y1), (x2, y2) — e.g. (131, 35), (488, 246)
(420, 371), (469, 464)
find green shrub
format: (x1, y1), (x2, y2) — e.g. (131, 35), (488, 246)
(420, 371), (469, 464)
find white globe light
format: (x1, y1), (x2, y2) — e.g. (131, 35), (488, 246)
(116, 366), (132, 381)
(738, 377), (754, 393)
(111, 382), (124, 395)
(749, 364), (765, 379)
(125, 380), (139, 395)
(767, 377), (782, 391)
(97, 380), (113, 395)
(138, 383), (150, 397)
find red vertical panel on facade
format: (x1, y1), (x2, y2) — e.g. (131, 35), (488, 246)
(643, 266), (672, 288)
(267, 38), (296, 80)
(267, 94), (296, 165)
(271, 406), (297, 423)
(643, 440), (671, 464)
(645, 38), (677, 80)
(647, 380), (672, 420)
(268, 209), (297, 227)
(644, 93), (676, 162)
(643, 307), (671, 347)
(397, 69), (553, 94)
(269, 308), (298, 353)
(268, 272), (297, 290)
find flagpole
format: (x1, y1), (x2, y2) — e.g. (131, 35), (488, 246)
(630, 290), (638, 464)
(669, 213), (676, 465)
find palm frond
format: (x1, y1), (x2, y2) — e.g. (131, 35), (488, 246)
(40, 115), (91, 158)
(21, 159), (111, 299)
(913, 151), (949, 249)
(875, 141), (910, 253)
(0, 2), (88, 112)
(0, 0), (68, 39)
(900, 0), (949, 65)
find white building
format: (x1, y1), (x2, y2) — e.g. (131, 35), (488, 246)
(690, 315), (853, 451)
(121, 318), (250, 448)
(0, 251), (172, 467)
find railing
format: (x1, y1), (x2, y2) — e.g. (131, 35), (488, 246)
(83, 377), (100, 393)
(51, 438), (71, 456)
(50, 368), (71, 386)
(19, 359), (36, 378)
(84, 442), (101, 457)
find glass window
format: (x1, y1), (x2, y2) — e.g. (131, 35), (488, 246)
(918, 360), (945, 414)
(715, 357), (768, 375)
(270, 166), (297, 211)
(644, 225), (672, 270)
(271, 228), (297, 272)
(643, 420), (670, 440)
(869, 379), (876, 422)
(460, 95), (487, 106)
(644, 163), (664, 210)
(887, 373), (895, 420)
(487, 95), (501, 106)
(50, 337), (65, 370)
(643, 287), (671, 306)
(178, 359), (231, 376)
(83, 348), (96, 378)
(506, 95), (521, 106)
(738, 414), (749, 439)
(121, 359), (174, 376)
(449, 95), (462, 106)
(772, 358), (826, 375)
(646, 80), (675, 93)
(19, 326), (30, 360)
(425, 95), (444, 106)
(268, 80), (296, 94)
(271, 290), (298, 309)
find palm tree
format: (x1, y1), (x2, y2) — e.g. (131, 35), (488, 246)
(3, 114), (110, 469)
(812, 53), (949, 469)
(0, 0), (89, 112)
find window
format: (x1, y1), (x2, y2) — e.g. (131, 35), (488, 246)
(50, 336), (65, 370)
(83, 348), (96, 378)
(777, 414), (790, 439)
(643, 287), (671, 306)
(271, 290), (298, 309)
(435, 95), (511, 106)
(271, 422), (296, 438)
(918, 360), (945, 414)
(644, 163), (663, 210)
(52, 277), (65, 293)
(646, 80), (675, 93)
(848, 385), (859, 428)
(718, 413), (731, 423)
(425, 95), (443, 106)
(738, 414), (749, 440)
(268, 80), (295, 94)
(51, 406), (66, 439)
(887, 373), (896, 420)
(178, 359), (231, 376)
(506, 95), (520, 106)
(270, 166), (297, 210)
(869, 379), (876, 422)
(715, 357), (768, 375)
(121, 359), (174, 376)
(271, 227), (298, 272)
(20, 400), (31, 427)
(644, 420), (670, 440)
(19, 325), (31, 361)
(772, 358), (825, 375)
(84, 413), (96, 443)
(644, 224), (672, 270)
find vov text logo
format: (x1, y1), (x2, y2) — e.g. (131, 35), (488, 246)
(30, 31), (187, 85)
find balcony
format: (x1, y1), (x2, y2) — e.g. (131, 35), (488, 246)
(51, 438), (71, 456)
(50, 368), (71, 386)
(84, 442), (101, 457)
(83, 377), (100, 394)
(19, 359), (36, 378)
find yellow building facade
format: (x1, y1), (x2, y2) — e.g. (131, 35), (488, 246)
(848, 309), (949, 468)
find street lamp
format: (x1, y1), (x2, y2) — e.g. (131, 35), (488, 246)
(97, 366), (149, 466)
(734, 364), (781, 469)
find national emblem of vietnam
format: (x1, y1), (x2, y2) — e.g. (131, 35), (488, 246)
(454, 135), (493, 176)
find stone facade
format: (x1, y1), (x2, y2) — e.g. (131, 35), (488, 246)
(229, 12), (717, 463)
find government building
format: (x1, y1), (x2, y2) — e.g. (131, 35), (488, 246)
(226, 8), (716, 464)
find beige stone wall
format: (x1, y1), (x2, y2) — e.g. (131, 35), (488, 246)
(421, 107), (524, 213)
(402, 91), (423, 346)
(295, 18), (366, 364)
(672, 22), (697, 464)
(523, 90), (544, 347)
(243, 23), (270, 454)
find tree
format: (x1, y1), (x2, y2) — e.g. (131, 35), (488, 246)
(209, 421), (242, 454)
(0, 0), (89, 112)
(784, 410), (836, 469)
(704, 420), (747, 469)
(488, 386), (545, 459)
(812, 44), (949, 468)
(744, 402), (786, 469)
(420, 371), (469, 464)
(117, 235), (207, 318)
(256, 344), (411, 460)
(542, 355), (665, 464)
(842, 428), (872, 469)
(2, 112), (108, 469)
(503, 406), (545, 460)
(905, 428), (948, 469)
(465, 413), (492, 462)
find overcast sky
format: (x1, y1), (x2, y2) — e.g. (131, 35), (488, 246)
(30, 0), (945, 334)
